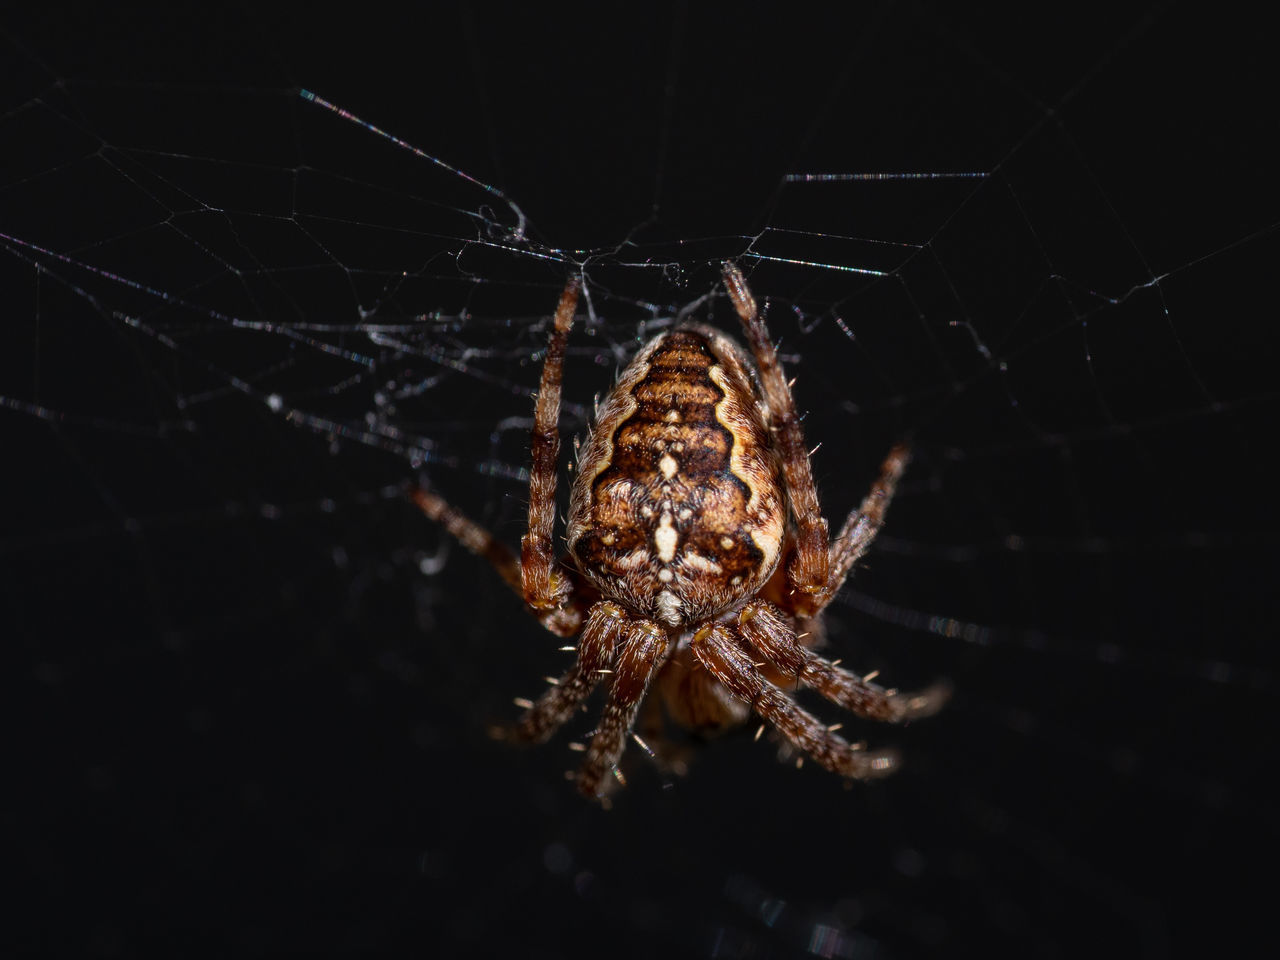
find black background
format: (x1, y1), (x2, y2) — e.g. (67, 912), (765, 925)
(4, 3), (1275, 958)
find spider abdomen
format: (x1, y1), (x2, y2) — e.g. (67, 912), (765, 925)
(566, 324), (786, 626)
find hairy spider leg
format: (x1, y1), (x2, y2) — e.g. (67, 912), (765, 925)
(721, 262), (830, 601)
(577, 621), (668, 798)
(513, 602), (624, 742)
(410, 488), (522, 593)
(408, 278), (587, 638)
(738, 600), (950, 721)
(521, 278), (581, 616)
(691, 622), (901, 779)
(814, 443), (912, 614)
(407, 487), (583, 638)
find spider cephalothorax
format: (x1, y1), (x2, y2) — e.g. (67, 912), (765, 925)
(412, 263), (947, 800)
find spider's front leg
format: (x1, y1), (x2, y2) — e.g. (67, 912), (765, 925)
(738, 600), (949, 722)
(508, 601), (625, 743)
(576, 618), (668, 799)
(690, 622), (901, 780)
(508, 602), (671, 802)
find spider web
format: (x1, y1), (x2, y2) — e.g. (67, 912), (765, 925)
(4, 4), (1274, 957)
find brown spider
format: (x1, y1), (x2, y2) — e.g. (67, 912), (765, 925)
(412, 263), (947, 800)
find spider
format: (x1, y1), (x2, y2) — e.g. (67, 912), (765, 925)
(412, 263), (947, 800)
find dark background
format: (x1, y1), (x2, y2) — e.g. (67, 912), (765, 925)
(3, 3), (1274, 957)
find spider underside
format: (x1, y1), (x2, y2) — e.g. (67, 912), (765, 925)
(412, 263), (947, 800)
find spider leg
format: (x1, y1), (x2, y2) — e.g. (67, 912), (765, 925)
(408, 487), (583, 637)
(691, 622), (901, 779)
(577, 621), (668, 799)
(738, 600), (949, 722)
(812, 443), (911, 614)
(521, 278), (581, 616)
(410, 489), (522, 592)
(630, 665), (697, 780)
(511, 602), (625, 743)
(656, 644), (751, 735)
(721, 262), (829, 598)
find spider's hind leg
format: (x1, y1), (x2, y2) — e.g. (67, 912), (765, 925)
(812, 442), (912, 615)
(721, 262), (830, 599)
(409, 486), (585, 637)
(520, 278), (581, 616)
